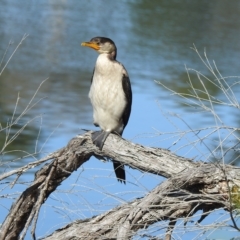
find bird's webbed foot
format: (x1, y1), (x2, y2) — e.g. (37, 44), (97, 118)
(91, 130), (110, 150)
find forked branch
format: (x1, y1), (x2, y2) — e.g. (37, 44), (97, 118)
(0, 132), (239, 240)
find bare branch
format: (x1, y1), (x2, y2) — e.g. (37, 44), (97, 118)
(0, 132), (239, 239)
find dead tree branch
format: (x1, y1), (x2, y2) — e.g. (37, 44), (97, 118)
(0, 131), (240, 240)
(42, 163), (237, 240)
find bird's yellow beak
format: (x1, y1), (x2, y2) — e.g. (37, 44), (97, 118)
(81, 42), (100, 50)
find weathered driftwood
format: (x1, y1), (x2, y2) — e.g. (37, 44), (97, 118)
(0, 131), (239, 240)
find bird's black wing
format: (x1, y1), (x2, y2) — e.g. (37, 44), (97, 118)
(121, 72), (132, 129)
(110, 68), (131, 184)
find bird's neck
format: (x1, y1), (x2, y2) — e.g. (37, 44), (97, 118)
(97, 51), (116, 60)
(96, 53), (117, 65)
(95, 53), (121, 77)
(95, 54), (112, 73)
(108, 50), (117, 60)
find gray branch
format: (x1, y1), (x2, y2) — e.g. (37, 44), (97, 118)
(0, 131), (239, 240)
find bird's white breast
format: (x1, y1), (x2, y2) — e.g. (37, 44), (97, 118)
(89, 54), (127, 134)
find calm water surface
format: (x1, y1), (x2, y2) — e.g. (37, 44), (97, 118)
(0, 1), (240, 239)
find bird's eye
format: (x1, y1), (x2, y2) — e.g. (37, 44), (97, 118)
(93, 40), (100, 45)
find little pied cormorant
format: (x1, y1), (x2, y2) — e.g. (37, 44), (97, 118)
(81, 37), (132, 183)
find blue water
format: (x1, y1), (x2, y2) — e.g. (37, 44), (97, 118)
(1, 1), (240, 239)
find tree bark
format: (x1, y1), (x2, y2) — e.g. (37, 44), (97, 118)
(0, 131), (239, 240)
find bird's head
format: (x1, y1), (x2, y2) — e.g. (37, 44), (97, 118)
(81, 37), (117, 59)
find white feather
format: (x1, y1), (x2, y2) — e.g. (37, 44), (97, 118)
(89, 54), (127, 134)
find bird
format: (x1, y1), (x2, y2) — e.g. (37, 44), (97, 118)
(81, 37), (132, 183)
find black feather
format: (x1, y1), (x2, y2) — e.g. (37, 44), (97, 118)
(121, 73), (132, 130)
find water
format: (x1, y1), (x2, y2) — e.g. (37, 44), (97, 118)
(1, 1), (240, 239)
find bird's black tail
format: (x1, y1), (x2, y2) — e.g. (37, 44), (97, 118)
(113, 161), (126, 183)
(92, 130), (126, 183)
